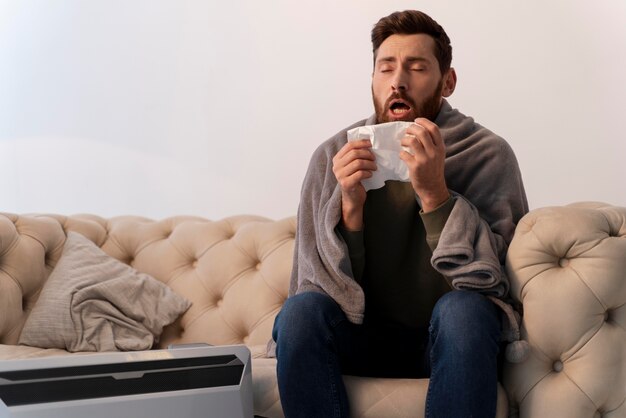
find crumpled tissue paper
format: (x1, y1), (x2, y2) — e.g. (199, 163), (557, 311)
(347, 121), (414, 191)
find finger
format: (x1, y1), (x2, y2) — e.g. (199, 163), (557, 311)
(338, 166), (375, 191)
(335, 141), (375, 164)
(340, 158), (377, 178)
(400, 133), (426, 156)
(342, 148), (376, 163)
(347, 169), (374, 182)
(413, 118), (444, 148)
(398, 150), (414, 164)
(333, 150), (376, 178)
(405, 123), (436, 153)
(335, 139), (372, 160)
(334, 152), (377, 178)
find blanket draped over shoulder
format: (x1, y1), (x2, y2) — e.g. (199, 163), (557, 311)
(285, 100), (529, 362)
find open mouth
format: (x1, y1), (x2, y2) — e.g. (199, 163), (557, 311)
(388, 100), (412, 117)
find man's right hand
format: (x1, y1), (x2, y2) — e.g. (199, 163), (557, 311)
(332, 139), (377, 231)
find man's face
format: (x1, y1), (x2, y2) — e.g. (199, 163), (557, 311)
(372, 34), (446, 123)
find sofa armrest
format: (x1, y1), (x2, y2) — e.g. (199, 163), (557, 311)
(0, 213), (68, 344)
(503, 202), (626, 418)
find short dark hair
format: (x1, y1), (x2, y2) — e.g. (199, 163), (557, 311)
(371, 10), (452, 74)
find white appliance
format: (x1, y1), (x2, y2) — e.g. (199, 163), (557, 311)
(0, 344), (252, 418)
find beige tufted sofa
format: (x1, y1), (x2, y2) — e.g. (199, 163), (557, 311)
(504, 202), (626, 418)
(0, 202), (624, 417)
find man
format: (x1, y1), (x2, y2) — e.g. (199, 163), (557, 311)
(271, 10), (528, 418)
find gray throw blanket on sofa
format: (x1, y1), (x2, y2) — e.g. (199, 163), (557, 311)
(274, 100), (529, 361)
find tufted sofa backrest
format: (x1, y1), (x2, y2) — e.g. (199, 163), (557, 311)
(0, 213), (296, 349)
(504, 202), (626, 418)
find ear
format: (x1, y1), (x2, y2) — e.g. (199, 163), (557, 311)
(441, 68), (457, 97)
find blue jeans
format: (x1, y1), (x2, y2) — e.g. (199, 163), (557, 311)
(272, 290), (502, 418)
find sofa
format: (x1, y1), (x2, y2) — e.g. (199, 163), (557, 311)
(0, 202), (624, 418)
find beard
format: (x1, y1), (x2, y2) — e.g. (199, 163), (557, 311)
(373, 79), (444, 124)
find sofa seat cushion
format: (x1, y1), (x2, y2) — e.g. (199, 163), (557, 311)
(250, 353), (509, 418)
(0, 344), (75, 360)
(1, 346), (509, 418)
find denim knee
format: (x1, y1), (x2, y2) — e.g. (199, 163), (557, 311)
(273, 292), (351, 418)
(430, 290), (501, 347)
(426, 290), (501, 418)
(272, 292), (345, 351)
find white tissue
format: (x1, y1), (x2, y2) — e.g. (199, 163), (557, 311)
(347, 121), (414, 191)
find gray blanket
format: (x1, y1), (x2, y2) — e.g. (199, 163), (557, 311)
(281, 100), (529, 361)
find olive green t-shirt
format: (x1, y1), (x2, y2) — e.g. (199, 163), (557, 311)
(339, 181), (454, 330)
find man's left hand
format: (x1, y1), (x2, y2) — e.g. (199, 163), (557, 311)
(399, 118), (450, 213)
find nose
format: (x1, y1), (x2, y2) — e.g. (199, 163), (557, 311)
(391, 69), (408, 91)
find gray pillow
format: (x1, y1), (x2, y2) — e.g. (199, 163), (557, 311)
(18, 231), (191, 352)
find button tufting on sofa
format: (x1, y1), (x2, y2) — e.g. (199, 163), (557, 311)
(505, 202), (626, 418)
(552, 360), (564, 373)
(3, 207), (623, 418)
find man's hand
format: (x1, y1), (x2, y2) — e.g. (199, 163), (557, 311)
(332, 139), (377, 230)
(400, 118), (450, 213)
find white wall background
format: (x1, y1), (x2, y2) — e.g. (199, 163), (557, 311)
(1, 0), (625, 219)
